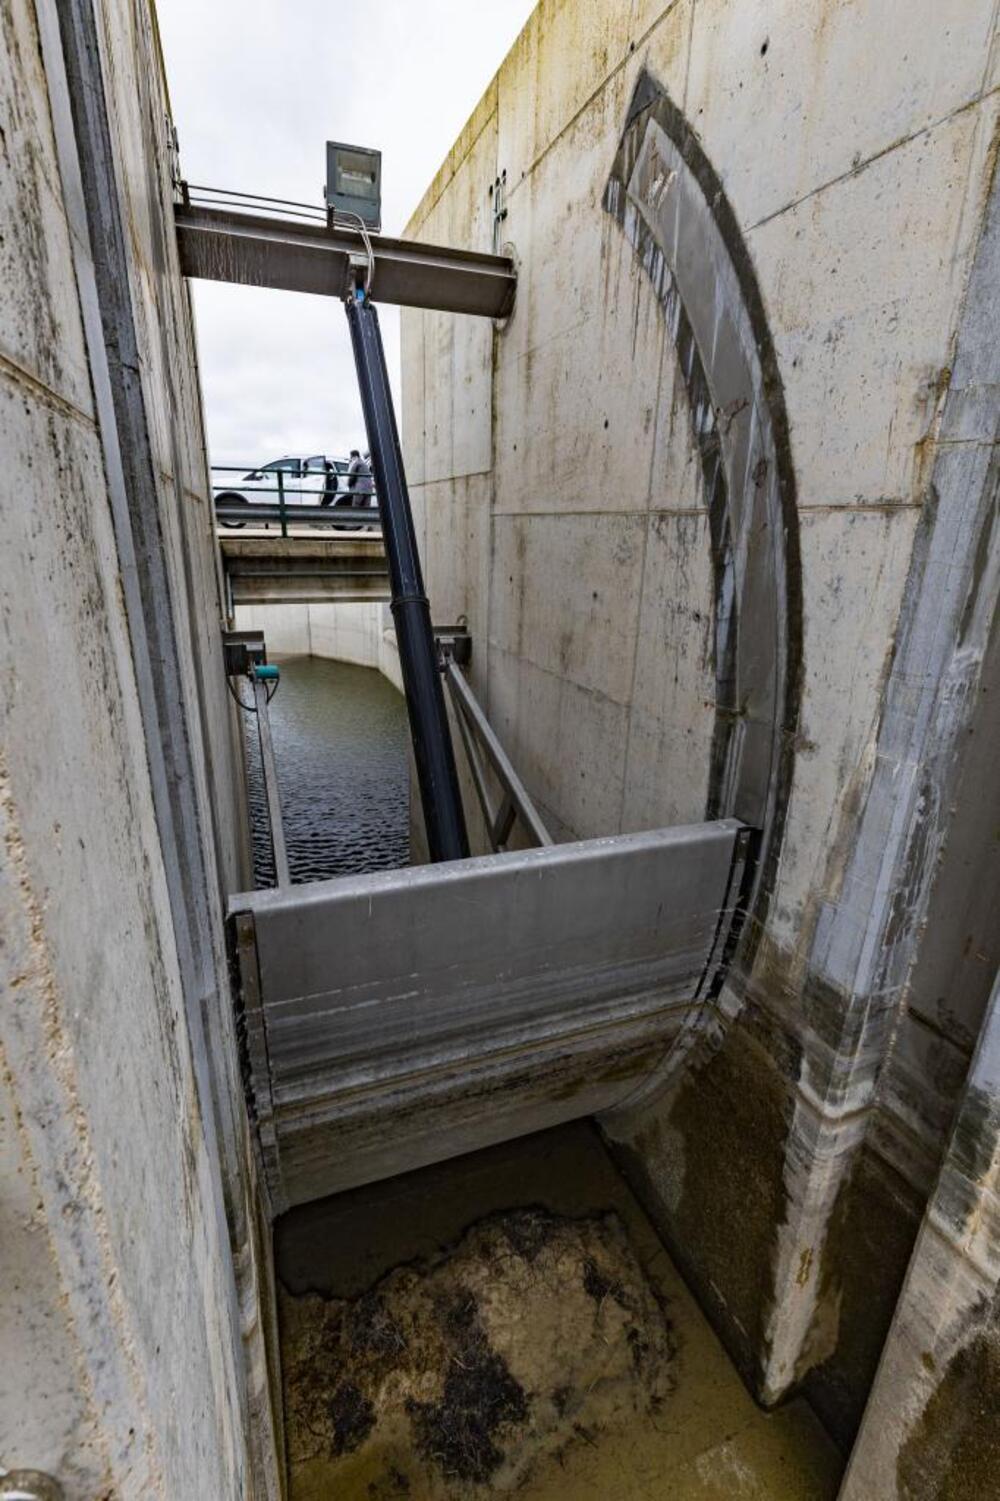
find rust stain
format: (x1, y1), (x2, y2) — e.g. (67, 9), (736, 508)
(797, 1246), (814, 1288)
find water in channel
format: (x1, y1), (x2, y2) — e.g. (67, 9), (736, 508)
(244, 655), (409, 885)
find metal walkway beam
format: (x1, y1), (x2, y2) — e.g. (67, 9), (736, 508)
(176, 205), (517, 318)
(230, 820), (748, 1210)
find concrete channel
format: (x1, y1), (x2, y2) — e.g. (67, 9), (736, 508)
(2, 1), (1000, 1498)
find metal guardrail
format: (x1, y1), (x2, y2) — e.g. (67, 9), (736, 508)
(215, 500), (383, 531)
(212, 464), (379, 536)
(182, 183), (328, 224)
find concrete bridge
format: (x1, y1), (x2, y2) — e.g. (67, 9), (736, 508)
(219, 532), (390, 605)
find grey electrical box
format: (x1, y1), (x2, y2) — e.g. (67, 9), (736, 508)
(325, 141), (382, 230)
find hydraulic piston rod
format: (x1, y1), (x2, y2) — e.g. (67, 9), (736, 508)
(345, 288), (469, 862)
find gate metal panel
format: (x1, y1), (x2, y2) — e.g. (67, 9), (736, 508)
(230, 820), (746, 1209)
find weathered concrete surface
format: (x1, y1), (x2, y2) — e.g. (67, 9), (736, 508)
(309, 602), (403, 689)
(235, 601), (315, 657)
(1, 0), (276, 1493)
(401, 0), (1000, 1461)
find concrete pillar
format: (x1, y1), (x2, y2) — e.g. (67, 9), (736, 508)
(842, 965), (1000, 1498)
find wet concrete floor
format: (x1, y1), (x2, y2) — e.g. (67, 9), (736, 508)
(276, 1122), (842, 1499)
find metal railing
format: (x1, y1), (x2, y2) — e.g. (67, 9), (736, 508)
(211, 464), (380, 537)
(180, 182), (328, 224)
(443, 659), (552, 853)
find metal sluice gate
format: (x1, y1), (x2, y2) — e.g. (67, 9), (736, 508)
(231, 814), (748, 1212)
(197, 187), (753, 1212)
(229, 626), (750, 1212)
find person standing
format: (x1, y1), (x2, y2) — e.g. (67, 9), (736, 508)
(347, 448), (374, 509)
(319, 457), (339, 507)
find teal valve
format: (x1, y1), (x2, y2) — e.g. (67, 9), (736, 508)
(252, 664), (280, 681)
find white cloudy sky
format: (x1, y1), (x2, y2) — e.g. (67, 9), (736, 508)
(157, 0), (535, 466)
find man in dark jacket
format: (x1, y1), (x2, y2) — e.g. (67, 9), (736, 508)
(347, 449), (374, 506)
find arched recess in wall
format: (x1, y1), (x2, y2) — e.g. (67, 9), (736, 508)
(602, 72), (802, 1094)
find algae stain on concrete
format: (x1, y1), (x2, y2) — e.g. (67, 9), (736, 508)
(897, 1325), (1000, 1501)
(610, 1019), (794, 1394)
(803, 1148), (923, 1451)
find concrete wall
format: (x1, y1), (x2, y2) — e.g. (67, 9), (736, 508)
(235, 601), (404, 690)
(1, 0), (278, 1494)
(236, 602), (314, 657)
(308, 602), (402, 689)
(402, 0), (1000, 1478)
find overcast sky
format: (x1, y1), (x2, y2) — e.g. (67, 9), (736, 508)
(157, 0), (535, 465)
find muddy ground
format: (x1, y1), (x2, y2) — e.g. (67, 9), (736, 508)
(282, 1206), (676, 1497)
(277, 1122), (841, 1500)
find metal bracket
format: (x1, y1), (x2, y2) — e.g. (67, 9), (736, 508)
(434, 624), (472, 668)
(490, 169), (508, 255)
(344, 250), (370, 300)
(222, 628), (266, 678)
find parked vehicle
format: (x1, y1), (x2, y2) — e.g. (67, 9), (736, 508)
(213, 454), (375, 525)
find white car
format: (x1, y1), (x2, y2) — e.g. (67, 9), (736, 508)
(213, 454), (374, 525)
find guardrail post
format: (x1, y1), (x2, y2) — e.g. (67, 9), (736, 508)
(277, 469), (288, 537)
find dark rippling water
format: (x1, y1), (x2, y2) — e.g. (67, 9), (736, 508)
(244, 655), (409, 886)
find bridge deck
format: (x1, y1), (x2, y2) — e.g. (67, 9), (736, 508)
(219, 533), (390, 604)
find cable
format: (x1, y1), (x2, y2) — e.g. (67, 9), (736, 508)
(334, 208), (376, 296)
(227, 677), (255, 714)
(226, 675), (278, 714)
